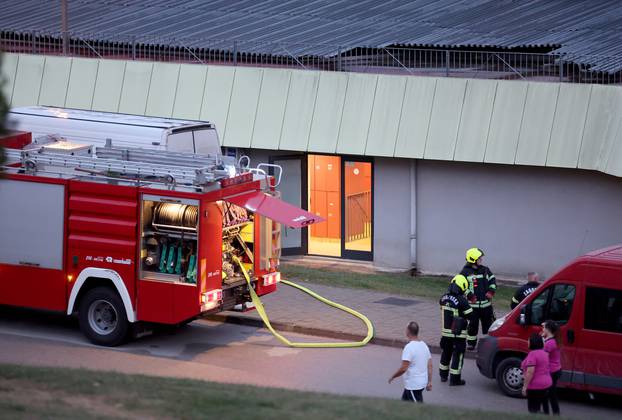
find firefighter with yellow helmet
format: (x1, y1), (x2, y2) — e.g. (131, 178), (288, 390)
(460, 247), (497, 350)
(439, 274), (474, 386)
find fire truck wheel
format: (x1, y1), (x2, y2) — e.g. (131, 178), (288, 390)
(78, 287), (129, 347)
(496, 357), (524, 398)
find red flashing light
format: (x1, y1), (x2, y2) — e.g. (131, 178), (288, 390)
(220, 172), (254, 188)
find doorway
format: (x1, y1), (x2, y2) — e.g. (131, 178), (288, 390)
(307, 155), (373, 260)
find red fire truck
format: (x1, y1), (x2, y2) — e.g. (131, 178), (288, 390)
(0, 139), (322, 346)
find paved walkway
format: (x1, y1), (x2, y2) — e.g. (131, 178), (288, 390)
(208, 280), (509, 355)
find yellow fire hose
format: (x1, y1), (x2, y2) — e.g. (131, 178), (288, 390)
(233, 256), (374, 348)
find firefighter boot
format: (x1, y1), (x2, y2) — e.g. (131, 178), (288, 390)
(449, 374), (466, 386)
(439, 367), (448, 383)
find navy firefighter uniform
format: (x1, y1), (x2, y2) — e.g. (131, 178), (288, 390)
(439, 275), (474, 386)
(460, 247), (497, 350)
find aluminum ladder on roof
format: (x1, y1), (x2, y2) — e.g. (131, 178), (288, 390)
(3, 145), (235, 187)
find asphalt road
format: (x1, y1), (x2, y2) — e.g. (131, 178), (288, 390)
(0, 307), (620, 418)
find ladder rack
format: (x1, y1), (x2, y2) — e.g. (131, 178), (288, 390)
(4, 144), (239, 188)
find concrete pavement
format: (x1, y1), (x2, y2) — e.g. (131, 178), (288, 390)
(208, 280), (509, 354)
(0, 313), (619, 419)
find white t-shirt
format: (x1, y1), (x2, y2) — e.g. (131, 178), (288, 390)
(401, 340), (431, 390)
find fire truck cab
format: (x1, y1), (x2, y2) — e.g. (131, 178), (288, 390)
(0, 139), (322, 346)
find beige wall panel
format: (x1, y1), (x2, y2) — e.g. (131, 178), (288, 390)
(279, 70), (320, 151)
(38, 56), (72, 107)
(336, 73), (378, 155)
(201, 66), (235, 143)
(485, 81), (528, 164)
(604, 118), (622, 177)
(92, 60), (126, 112)
(118, 61), (153, 115)
(65, 57), (98, 110)
(515, 82), (559, 166)
(223, 67), (263, 148)
(425, 78), (467, 160)
(145, 62), (180, 117)
(547, 84), (592, 168)
(1, 53), (19, 104)
(578, 85), (622, 171)
(251, 68), (291, 150)
(11, 55), (45, 107)
(394, 77), (436, 158)
(172, 64), (207, 120)
(365, 75), (406, 157)
(454, 79), (497, 162)
(307, 72), (348, 153)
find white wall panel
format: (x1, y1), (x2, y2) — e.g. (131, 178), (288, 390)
(200, 66), (235, 142)
(172, 64), (207, 120)
(394, 77), (436, 159)
(454, 79), (497, 162)
(485, 81), (528, 164)
(65, 57), (98, 110)
(251, 68), (290, 150)
(515, 82), (559, 166)
(0, 53), (18, 104)
(146, 62), (180, 117)
(11, 55), (45, 107)
(425, 78), (467, 160)
(223, 67), (262, 147)
(118, 61), (153, 115)
(38, 56), (71, 107)
(279, 71), (320, 151)
(365, 75), (406, 157)
(547, 84), (592, 168)
(336, 73), (378, 155)
(579, 85), (622, 171)
(307, 72), (348, 153)
(92, 59), (126, 112)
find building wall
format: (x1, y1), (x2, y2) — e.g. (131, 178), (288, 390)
(373, 158), (412, 270)
(416, 161), (622, 278)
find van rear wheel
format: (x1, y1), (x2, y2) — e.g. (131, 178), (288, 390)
(78, 287), (129, 347)
(496, 357), (524, 398)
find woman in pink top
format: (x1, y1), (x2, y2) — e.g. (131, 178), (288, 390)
(542, 320), (562, 415)
(521, 333), (552, 414)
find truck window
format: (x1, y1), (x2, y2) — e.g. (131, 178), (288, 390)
(585, 287), (622, 334)
(528, 284), (575, 325)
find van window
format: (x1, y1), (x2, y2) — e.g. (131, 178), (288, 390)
(584, 287), (622, 334)
(528, 284), (575, 325)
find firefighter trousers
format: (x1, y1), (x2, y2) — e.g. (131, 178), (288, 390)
(467, 305), (494, 347)
(439, 336), (466, 382)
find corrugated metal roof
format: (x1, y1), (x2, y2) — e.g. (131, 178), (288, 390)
(1, 0), (622, 72)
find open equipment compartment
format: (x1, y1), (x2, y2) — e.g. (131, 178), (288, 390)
(140, 195), (199, 284)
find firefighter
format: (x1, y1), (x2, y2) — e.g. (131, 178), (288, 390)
(511, 272), (540, 309)
(460, 247), (497, 350)
(439, 274), (473, 386)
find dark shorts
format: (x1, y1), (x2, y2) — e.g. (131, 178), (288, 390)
(401, 388), (424, 403)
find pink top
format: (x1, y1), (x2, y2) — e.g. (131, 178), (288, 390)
(544, 338), (561, 373)
(521, 349), (552, 390)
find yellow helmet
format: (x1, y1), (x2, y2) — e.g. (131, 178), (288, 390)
(451, 274), (469, 293)
(466, 247), (484, 264)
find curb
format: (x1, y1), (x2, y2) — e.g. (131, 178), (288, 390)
(204, 313), (477, 360)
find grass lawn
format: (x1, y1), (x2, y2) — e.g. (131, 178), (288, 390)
(0, 363), (535, 420)
(280, 263), (516, 311)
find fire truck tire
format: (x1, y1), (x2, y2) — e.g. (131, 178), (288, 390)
(78, 287), (129, 347)
(496, 357), (524, 398)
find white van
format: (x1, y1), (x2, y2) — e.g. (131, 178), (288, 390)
(7, 106), (222, 156)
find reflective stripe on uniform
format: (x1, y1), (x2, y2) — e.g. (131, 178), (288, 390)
(489, 284), (497, 289)
(470, 300), (491, 308)
(450, 368), (461, 375)
(467, 335), (477, 341)
(463, 307), (473, 315)
(511, 296), (519, 303)
(439, 364), (449, 371)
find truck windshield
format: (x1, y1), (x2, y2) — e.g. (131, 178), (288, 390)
(193, 128), (221, 156)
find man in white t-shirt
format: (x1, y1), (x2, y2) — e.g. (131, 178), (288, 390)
(388, 321), (433, 403)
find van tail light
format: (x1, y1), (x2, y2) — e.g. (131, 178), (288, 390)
(201, 289), (222, 311)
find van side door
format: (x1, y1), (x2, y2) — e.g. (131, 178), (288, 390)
(572, 265), (622, 394)
(523, 282), (578, 386)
